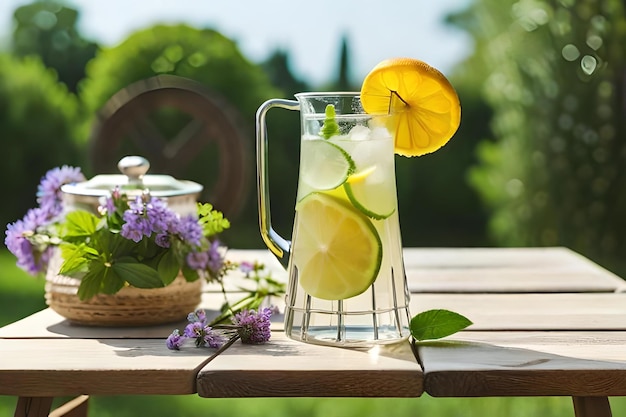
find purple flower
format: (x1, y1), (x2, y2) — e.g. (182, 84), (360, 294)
(232, 307), (274, 344)
(184, 320), (224, 348)
(175, 215), (203, 247)
(207, 240), (224, 274)
(155, 233), (171, 248)
(145, 197), (176, 235)
(239, 261), (255, 275)
(202, 329), (226, 348)
(120, 209), (148, 242)
(36, 166), (85, 217)
(166, 329), (187, 350)
(120, 195), (180, 244)
(187, 309), (207, 323)
(101, 192), (119, 218)
(5, 207), (55, 275)
(186, 250), (209, 270)
(184, 240), (226, 277)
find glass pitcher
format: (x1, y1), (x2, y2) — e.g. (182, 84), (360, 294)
(256, 92), (410, 347)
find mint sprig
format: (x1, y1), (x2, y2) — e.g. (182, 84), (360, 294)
(320, 104), (340, 139)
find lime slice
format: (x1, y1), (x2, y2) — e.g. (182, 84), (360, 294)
(292, 192), (382, 300)
(298, 139), (356, 199)
(343, 166), (396, 220)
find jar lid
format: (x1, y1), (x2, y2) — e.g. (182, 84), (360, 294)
(61, 156), (203, 198)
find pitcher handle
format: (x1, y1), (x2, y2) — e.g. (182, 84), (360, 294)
(255, 98), (299, 268)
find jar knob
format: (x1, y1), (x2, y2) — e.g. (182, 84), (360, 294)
(118, 156), (150, 186)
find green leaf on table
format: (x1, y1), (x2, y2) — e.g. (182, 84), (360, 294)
(410, 309), (472, 341)
(112, 259), (165, 289)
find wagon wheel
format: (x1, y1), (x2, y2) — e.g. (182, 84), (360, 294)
(88, 75), (250, 219)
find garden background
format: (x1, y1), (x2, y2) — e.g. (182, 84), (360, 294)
(1, 0), (625, 415)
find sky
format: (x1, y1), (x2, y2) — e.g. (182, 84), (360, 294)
(0, 0), (473, 86)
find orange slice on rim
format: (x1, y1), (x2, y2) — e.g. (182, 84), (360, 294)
(360, 58), (461, 157)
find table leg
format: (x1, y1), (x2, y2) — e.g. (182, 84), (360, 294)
(14, 397), (53, 417)
(572, 396), (612, 417)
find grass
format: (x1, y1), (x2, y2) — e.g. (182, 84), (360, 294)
(1, 249), (626, 416)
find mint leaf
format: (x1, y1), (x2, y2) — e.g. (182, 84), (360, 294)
(112, 259), (164, 289)
(410, 309), (472, 341)
(320, 104), (339, 139)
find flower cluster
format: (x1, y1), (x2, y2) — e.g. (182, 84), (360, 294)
(166, 306), (277, 350)
(5, 166), (85, 275)
(232, 307), (274, 344)
(4, 166), (256, 301)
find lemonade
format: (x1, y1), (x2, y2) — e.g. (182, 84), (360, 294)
(283, 93), (411, 346)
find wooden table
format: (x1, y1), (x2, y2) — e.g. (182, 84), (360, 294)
(1, 247), (624, 417)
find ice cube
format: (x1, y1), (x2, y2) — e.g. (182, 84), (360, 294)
(347, 125), (370, 141)
(370, 126), (392, 141)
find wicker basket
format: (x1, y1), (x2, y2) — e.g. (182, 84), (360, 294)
(44, 255), (202, 327)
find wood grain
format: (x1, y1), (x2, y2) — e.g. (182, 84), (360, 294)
(410, 293), (626, 331)
(0, 338), (216, 396)
(197, 332), (422, 398)
(403, 247), (623, 293)
(418, 331), (626, 397)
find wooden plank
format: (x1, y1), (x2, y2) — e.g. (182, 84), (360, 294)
(0, 338), (218, 397)
(404, 247), (624, 293)
(197, 332), (422, 398)
(0, 293), (283, 339)
(0, 308), (186, 339)
(410, 293), (626, 331)
(418, 331), (626, 397)
(226, 247), (626, 294)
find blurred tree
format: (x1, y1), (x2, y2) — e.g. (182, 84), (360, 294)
(0, 53), (82, 231)
(262, 49), (310, 96)
(11, 0), (98, 93)
(322, 34), (357, 91)
(335, 34), (352, 91)
(455, 0), (626, 275)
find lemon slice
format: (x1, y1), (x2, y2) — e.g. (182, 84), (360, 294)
(298, 139), (356, 200)
(292, 192), (382, 300)
(360, 57), (461, 157)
